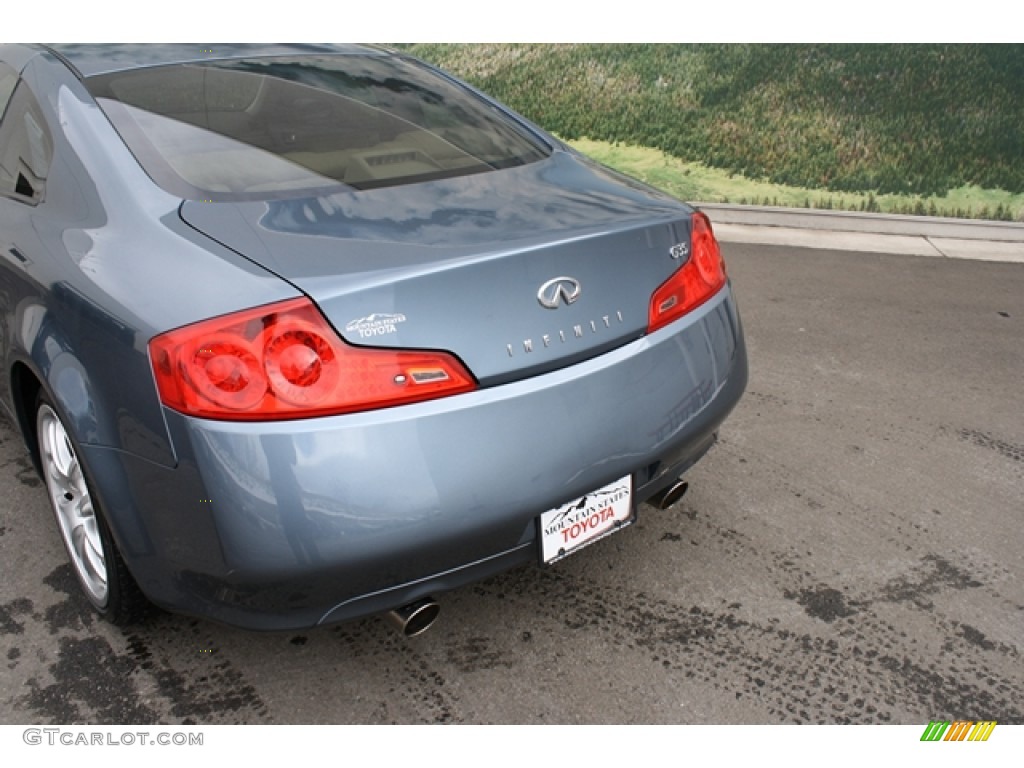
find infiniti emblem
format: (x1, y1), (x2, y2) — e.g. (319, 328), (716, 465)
(537, 276), (582, 309)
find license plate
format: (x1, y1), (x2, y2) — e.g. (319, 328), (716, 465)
(539, 475), (634, 564)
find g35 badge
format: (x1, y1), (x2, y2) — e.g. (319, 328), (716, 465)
(669, 242), (689, 260)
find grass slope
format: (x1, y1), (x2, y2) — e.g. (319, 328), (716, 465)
(572, 139), (1024, 221)
(400, 44), (1024, 220)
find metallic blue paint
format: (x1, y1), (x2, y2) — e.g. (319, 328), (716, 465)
(0, 44), (748, 630)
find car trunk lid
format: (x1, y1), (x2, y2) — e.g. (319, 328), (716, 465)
(179, 151), (695, 385)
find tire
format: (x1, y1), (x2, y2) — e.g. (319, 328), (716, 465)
(34, 392), (149, 625)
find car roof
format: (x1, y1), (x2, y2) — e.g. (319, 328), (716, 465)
(43, 43), (385, 78)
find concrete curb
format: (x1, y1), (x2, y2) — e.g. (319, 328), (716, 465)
(695, 203), (1024, 264)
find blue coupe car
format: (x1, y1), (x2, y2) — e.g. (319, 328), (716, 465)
(0, 44), (747, 634)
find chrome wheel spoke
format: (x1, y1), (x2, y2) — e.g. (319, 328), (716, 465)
(68, 458), (88, 497)
(76, 496), (102, 552)
(75, 523), (107, 586)
(45, 424), (75, 490)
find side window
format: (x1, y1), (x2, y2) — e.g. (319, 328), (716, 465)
(0, 77), (53, 204)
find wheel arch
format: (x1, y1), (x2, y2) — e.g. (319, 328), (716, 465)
(8, 330), (105, 462)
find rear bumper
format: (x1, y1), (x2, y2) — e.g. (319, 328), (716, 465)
(93, 284), (747, 630)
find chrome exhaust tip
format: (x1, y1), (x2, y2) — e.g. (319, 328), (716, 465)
(648, 479), (689, 510)
(385, 597), (440, 637)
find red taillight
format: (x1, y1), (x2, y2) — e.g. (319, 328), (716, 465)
(149, 297), (476, 421)
(648, 211), (728, 334)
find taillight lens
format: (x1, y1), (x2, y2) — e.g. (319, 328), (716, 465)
(149, 297), (476, 421)
(648, 211), (728, 333)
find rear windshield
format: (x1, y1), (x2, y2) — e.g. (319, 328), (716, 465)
(86, 54), (551, 200)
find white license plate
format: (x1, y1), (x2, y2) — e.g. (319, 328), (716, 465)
(539, 475), (634, 564)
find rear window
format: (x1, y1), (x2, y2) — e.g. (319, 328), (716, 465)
(86, 54), (551, 200)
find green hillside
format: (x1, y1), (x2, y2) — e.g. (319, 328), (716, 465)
(400, 44), (1024, 203)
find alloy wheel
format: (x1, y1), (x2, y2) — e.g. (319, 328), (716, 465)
(36, 403), (108, 606)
